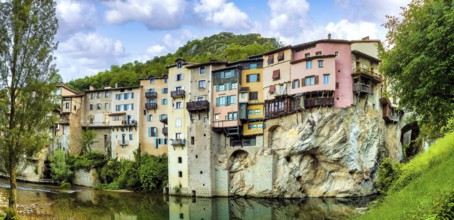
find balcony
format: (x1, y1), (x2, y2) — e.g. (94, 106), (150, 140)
(145, 103), (158, 110)
(383, 104), (399, 123)
(304, 97), (334, 109)
(121, 120), (138, 126)
(186, 100), (209, 112)
(118, 140), (129, 146)
(160, 117), (168, 124)
(145, 91), (157, 99)
(170, 139), (186, 146)
(353, 84), (373, 95)
(352, 68), (382, 83)
(171, 90), (185, 99)
(162, 127), (168, 136)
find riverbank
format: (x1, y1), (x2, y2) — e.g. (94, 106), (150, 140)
(354, 132), (454, 219)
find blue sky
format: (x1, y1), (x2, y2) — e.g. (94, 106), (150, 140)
(55, 0), (411, 81)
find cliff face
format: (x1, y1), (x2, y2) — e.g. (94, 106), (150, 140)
(228, 107), (394, 198)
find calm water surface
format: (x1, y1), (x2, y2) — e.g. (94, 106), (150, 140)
(0, 178), (373, 219)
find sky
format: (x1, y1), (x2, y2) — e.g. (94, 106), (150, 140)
(55, 0), (412, 81)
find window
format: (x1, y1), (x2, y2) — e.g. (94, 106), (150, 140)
(249, 92), (258, 100)
(229, 95), (236, 105)
(248, 110), (254, 115)
(197, 96), (204, 101)
(147, 115), (152, 122)
(150, 78), (155, 84)
(292, 79), (300, 88)
(216, 96), (227, 106)
(250, 63), (257, 69)
(231, 82), (237, 89)
(200, 67), (206, 74)
(241, 93), (246, 98)
(204, 117), (209, 123)
(130, 92), (134, 99)
(336, 82), (339, 89)
(116, 94), (121, 100)
(160, 114), (167, 120)
(217, 84), (226, 91)
(129, 134), (133, 141)
(175, 133), (182, 139)
(97, 92), (102, 98)
(162, 88), (168, 94)
(123, 104), (129, 111)
(89, 104), (94, 110)
(123, 93), (129, 100)
(246, 74), (260, 82)
(148, 127), (157, 137)
(105, 92), (110, 98)
(115, 105), (121, 111)
(178, 171), (182, 178)
(175, 102), (182, 109)
(65, 102), (70, 109)
(227, 112), (238, 120)
(277, 51), (284, 61)
(267, 55), (274, 65)
(305, 53), (310, 58)
(177, 62), (182, 68)
(90, 93), (94, 100)
(113, 116), (121, 121)
(176, 118), (182, 127)
(315, 51), (322, 56)
(164, 77), (168, 83)
(191, 137), (195, 145)
(272, 70), (280, 80)
(255, 109), (260, 115)
(248, 123), (264, 129)
(178, 157), (182, 163)
(105, 103), (110, 110)
(318, 60), (324, 68)
(306, 61), (312, 69)
(335, 51), (339, 56)
(304, 76), (315, 86)
(96, 103), (102, 110)
(323, 74), (330, 84)
(198, 80), (206, 89)
(214, 114), (219, 121)
(176, 74), (183, 81)
(162, 99), (168, 105)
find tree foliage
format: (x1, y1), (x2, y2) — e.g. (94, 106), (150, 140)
(0, 0), (59, 215)
(79, 128), (97, 155)
(67, 32), (282, 91)
(381, 0), (454, 138)
(50, 149), (73, 185)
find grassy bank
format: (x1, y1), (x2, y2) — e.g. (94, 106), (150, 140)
(354, 132), (454, 219)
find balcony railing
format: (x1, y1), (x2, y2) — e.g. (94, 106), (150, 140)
(162, 127), (168, 136)
(304, 97), (334, 109)
(121, 120), (138, 126)
(160, 117), (168, 124)
(171, 90), (185, 98)
(145, 91), (157, 99)
(145, 103), (158, 110)
(118, 140), (129, 146)
(170, 139), (186, 146)
(353, 84), (373, 95)
(186, 100), (209, 112)
(352, 68), (382, 83)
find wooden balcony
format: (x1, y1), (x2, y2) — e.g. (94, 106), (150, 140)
(304, 97), (334, 109)
(353, 84), (373, 95)
(145, 103), (158, 110)
(352, 68), (382, 83)
(170, 139), (186, 146)
(162, 127), (168, 136)
(186, 100), (209, 112)
(171, 90), (185, 99)
(145, 91), (157, 99)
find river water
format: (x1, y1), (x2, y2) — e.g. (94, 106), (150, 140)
(0, 178), (373, 219)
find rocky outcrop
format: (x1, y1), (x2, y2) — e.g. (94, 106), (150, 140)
(227, 107), (393, 198)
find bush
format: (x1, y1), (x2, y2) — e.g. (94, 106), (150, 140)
(71, 152), (106, 171)
(376, 158), (400, 193)
(50, 149), (73, 184)
(426, 189), (454, 219)
(138, 154), (168, 192)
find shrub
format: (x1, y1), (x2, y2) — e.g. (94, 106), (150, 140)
(376, 158), (400, 193)
(71, 152), (106, 171)
(427, 189), (454, 219)
(138, 154), (168, 192)
(50, 149), (73, 184)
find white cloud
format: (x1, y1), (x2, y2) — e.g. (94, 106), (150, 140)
(57, 33), (126, 80)
(268, 0), (310, 36)
(194, 0), (252, 30)
(56, 0), (98, 40)
(103, 0), (186, 29)
(334, 0), (411, 23)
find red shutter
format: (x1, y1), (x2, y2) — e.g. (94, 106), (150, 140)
(269, 85), (276, 93)
(272, 69), (280, 80)
(277, 52), (284, 61)
(315, 75), (319, 85)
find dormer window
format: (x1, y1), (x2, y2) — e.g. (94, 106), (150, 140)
(177, 62), (182, 68)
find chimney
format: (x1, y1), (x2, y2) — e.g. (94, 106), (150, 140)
(362, 36), (370, 40)
(115, 83), (118, 88)
(328, 33), (331, 40)
(89, 85), (94, 91)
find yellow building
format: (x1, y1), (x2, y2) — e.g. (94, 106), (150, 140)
(139, 76), (169, 156)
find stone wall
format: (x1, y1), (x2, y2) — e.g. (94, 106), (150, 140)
(73, 169), (100, 187)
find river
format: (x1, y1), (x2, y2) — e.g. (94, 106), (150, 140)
(0, 178), (374, 219)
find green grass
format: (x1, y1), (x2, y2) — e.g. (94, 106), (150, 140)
(354, 132), (454, 220)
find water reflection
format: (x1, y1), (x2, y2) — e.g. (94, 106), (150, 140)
(0, 179), (373, 219)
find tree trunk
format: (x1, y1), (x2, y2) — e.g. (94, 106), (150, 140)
(8, 163), (18, 216)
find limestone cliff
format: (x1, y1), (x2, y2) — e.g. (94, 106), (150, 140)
(225, 107), (400, 198)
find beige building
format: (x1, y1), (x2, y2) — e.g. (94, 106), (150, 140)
(109, 86), (141, 160)
(54, 84), (84, 154)
(82, 86), (112, 154)
(139, 76), (169, 156)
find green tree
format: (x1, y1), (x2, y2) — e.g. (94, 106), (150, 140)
(50, 149), (73, 185)
(0, 0), (58, 216)
(80, 128), (97, 155)
(381, 0), (454, 138)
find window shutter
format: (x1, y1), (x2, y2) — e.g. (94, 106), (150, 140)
(216, 97), (220, 106)
(302, 78), (306, 87)
(257, 74), (260, 82)
(246, 75), (250, 83)
(315, 75), (319, 85)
